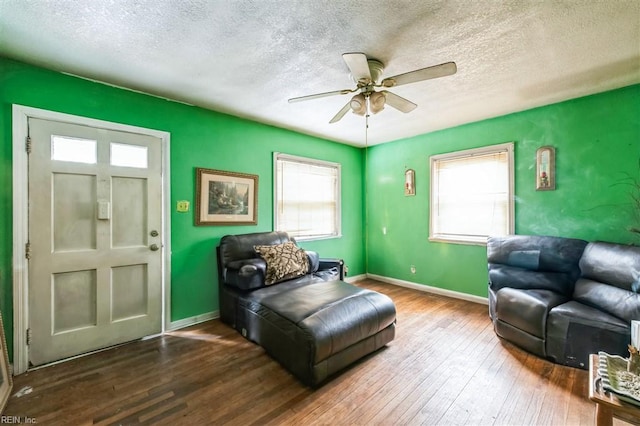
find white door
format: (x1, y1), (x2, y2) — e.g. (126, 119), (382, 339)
(27, 117), (163, 366)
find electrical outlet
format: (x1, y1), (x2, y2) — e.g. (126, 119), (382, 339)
(410, 265), (416, 274)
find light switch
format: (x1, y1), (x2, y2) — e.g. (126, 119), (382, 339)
(97, 200), (110, 220)
(177, 200), (190, 212)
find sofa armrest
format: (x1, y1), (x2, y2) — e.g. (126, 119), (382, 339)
(306, 250), (320, 273)
(319, 258), (344, 280)
(223, 258), (267, 290)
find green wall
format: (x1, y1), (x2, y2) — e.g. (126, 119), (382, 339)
(2, 55), (638, 362)
(0, 57), (366, 356)
(366, 84), (640, 297)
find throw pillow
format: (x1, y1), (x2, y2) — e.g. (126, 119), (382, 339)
(254, 241), (309, 285)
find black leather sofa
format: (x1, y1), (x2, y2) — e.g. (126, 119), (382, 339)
(488, 235), (640, 369)
(217, 231), (396, 386)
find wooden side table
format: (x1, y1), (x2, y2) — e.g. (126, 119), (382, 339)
(589, 354), (640, 426)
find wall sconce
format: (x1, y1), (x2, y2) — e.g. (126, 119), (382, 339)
(405, 169), (415, 196)
(536, 146), (555, 190)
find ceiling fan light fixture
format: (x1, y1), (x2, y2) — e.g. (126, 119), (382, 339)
(350, 93), (366, 115)
(369, 91), (386, 114)
(288, 53), (457, 124)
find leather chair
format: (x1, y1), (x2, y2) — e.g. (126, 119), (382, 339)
(217, 231), (397, 386)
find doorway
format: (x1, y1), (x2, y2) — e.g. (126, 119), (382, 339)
(12, 106), (171, 373)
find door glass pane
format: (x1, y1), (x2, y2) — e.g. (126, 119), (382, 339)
(51, 136), (97, 164)
(110, 143), (148, 168)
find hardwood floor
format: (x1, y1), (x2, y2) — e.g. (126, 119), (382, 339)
(3, 279), (620, 425)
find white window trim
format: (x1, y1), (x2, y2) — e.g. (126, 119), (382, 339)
(273, 152), (342, 241)
(429, 142), (515, 245)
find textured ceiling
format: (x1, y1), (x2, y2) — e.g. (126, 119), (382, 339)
(0, 0), (639, 146)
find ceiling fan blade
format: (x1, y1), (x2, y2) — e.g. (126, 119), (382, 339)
(288, 89), (353, 103)
(382, 61), (457, 88)
(329, 101), (352, 124)
(382, 91), (417, 113)
(342, 52), (372, 83)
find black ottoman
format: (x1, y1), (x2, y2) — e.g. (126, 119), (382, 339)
(239, 279), (396, 386)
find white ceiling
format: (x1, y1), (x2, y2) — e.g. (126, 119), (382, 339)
(1, 0), (639, 146)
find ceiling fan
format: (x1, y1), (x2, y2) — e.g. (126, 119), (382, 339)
(288, 52), (457, 124)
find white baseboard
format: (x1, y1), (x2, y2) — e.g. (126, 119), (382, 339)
(167, 311), (219, 331)
(344, 273), (367, 283)
(365, 273), (488, 305)
(166, 274), (486, 332)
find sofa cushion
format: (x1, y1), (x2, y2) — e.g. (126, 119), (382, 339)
(574, 278), (640, 323)
(255, 241), (309, 285)
(495, 287), (568, 338)
(579, 242), (640, 291)
(489, 264), (575, 295)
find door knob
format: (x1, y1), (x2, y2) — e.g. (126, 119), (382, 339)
(150, 244), (159, 251)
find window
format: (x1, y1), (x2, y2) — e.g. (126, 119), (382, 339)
(274, 153), (341, 240)
(429, 142), (514, 244)
(51, 135), (97, 164)
(110, 143), (148, 168)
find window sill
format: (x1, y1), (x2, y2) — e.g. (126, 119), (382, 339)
(428, 235), (488, 246)
(294, 233), (342, 242)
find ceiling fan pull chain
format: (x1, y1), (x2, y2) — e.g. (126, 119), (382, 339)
(365, 113), (370, 148)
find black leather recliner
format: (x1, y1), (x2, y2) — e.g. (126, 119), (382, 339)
(488, 235), (640, 369)
(217, 231), (397, 386)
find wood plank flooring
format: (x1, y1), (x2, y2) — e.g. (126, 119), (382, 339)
(3, 279), (624, 425)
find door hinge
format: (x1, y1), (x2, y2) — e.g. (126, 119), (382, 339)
(26, 136), (32, 154)
(25, 242), (31, 260)
(26, 328), (32, 346)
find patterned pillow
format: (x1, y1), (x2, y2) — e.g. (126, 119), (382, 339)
(254, 241), (309, 285)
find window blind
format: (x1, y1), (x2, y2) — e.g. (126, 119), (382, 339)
(430, 143), (513, 244)
(275, 153), (340, 239)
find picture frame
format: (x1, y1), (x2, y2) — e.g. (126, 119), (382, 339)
(195, 168), (258, 225)
(0, 311), (12, 414)
(405, 169), (416, 196)
(536, 146), (556, 191)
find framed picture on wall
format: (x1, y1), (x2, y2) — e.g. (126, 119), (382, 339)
(0, 311), (12, 414)
(405, 169), (416, 196)
(195, 168), (258, 225)
(536, 146), (556, 191)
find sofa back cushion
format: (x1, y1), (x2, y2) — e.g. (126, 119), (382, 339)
(219, 231), (291, 267)
(575, 242), (640, 322)
(579, 242), (640, 291)
(574, 278), (640, 323)
(488, 264), (577, 295)
(218, 231), (321, 290)
(487, 235), (588, 295)
(488, 235), (588, 274)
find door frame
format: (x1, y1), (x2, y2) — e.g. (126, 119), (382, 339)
(12, 105), (172, 375)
